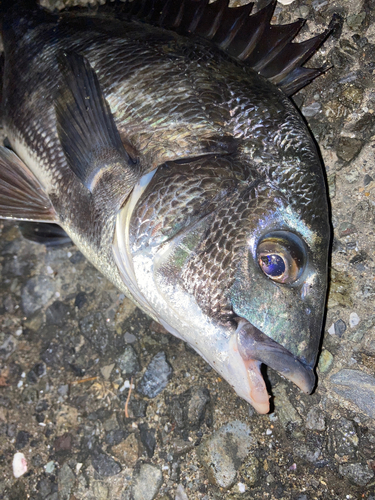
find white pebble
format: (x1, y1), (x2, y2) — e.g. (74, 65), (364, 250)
(328, 323), (335, 335)
(46, 266), (53, 274)
(349, 312), (360, 328)
(15, 328), (23, 336)
(266, 428), (273, 435)
(238, 482), (246, 493)
(12, 452), (27, 478)
(278, 0), (295, 4)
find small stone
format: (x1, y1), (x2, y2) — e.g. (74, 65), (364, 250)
(167, 386), (210, 430)
(111, 432), (139, 466)
(45, 461), (56, 474)
(339, 463), (374, 487)
(54, 433), (73, 453)
(21, 276), (56, 315)
(273, 384), (302, 427)
(334, 319), (346, 337)
(364, 174), (374, 186)
(197, 421), (255, 489)
(131, 463), (163, 500)
(100, 363), (115, 381)
(346, 12), (366, 31)
(91, 449), (122, 477)
(12, 452), (27, 478)
(349, 312), (360, 328)
(46, 300), (70, 326)
(58, 463), (75, 500)
(15, 430), (30, 450)
(306, 408), (325, 431)
(105, 429), (128, 446)
(172, 439), (195, 458)
(301, 101), (321, 117)
(338, 222), (357, 237)
(334, 417), (358, 457)
(175, 484), (189, 500)
(0, 335), (17, 360)
(318, 350), (333, 373)
(124, 331), (137, 343)
(74, 291), (87, 309)
(349, 315), (375, 343)
(294, 436), (323, 463)
(137, 351), (173, 398)
(327, 173), (336, 198)
(336, 136), (363, 162)
(116, 345), (140, 375)
(91, 481), (109, 500)
(139, 423), (156, 458)
(331, 369), (375, 419)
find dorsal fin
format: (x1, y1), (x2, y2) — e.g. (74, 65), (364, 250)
(116, 0), (330, 95)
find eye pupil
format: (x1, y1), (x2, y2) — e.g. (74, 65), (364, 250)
(260, 254), (286, 277)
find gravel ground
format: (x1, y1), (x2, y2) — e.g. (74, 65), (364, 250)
(0, 0), (375, 499)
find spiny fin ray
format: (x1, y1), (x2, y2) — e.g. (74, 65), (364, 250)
(118, 0), (330, 95)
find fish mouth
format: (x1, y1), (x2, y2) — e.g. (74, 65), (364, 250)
(235, 318), (316, 414)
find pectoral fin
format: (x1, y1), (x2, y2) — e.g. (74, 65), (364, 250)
(0, 146), (57, 222)
(55, 51), (140, 199)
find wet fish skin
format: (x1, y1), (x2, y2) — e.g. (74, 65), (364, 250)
(0, 1), (331, 413)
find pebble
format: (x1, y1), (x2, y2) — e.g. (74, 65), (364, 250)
(0, 335), (18, 360)
(167, 386), (210, 430)
(197, 421), (255, 489)
(273, 384), (302, 427)
(46, 300), (70, 325)
(116, 345), (140, 374)
(334, 319), (347, 337)
(111, 433), (139, 466)
(339, 462), (374, 486)
(100, 363), (115, 381)
(349, 315), (375, 343)
(45, 461), (55, 474)
(139, 423), (156, 458)
(12, 452), (27, 478)
(137, 351), (173, 398)
(15, 430), (30, 450)
(349, 312), (360, 328)
(331, 369), (375, 419)
(318, 350), (334, 373)
(131, 462), (163, 500)
(57, 463), (75, 500)
(91, 449), (122, 476)
(91, 481), (109, 500)
(21, 276), (56, 315)
(305, 407), (325, 431)
(334, 418), (358, 457)
(301, 101), (321, 117)
(336, 136), (363, 162)
(175, 484), (189, 500)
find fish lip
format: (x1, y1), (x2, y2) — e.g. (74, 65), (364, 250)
(235, 318), (316, 395)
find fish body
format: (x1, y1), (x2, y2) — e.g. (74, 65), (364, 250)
(0, 0), (331, 413)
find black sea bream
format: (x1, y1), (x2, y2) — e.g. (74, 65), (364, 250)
(0, 0), (331, 413)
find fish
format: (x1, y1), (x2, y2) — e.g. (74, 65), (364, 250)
(0, 0), (331, 414)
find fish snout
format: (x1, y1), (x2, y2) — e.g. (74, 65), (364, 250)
(236, 319), (316, 396)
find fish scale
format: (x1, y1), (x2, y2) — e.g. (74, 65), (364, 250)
(0, 0), (330, 413)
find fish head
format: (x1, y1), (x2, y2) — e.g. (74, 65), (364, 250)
(114, 154), (330, 413)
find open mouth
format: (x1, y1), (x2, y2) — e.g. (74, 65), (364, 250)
(235, 318), (316, 413)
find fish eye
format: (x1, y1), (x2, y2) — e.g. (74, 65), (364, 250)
(256, 231), (306, 284)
